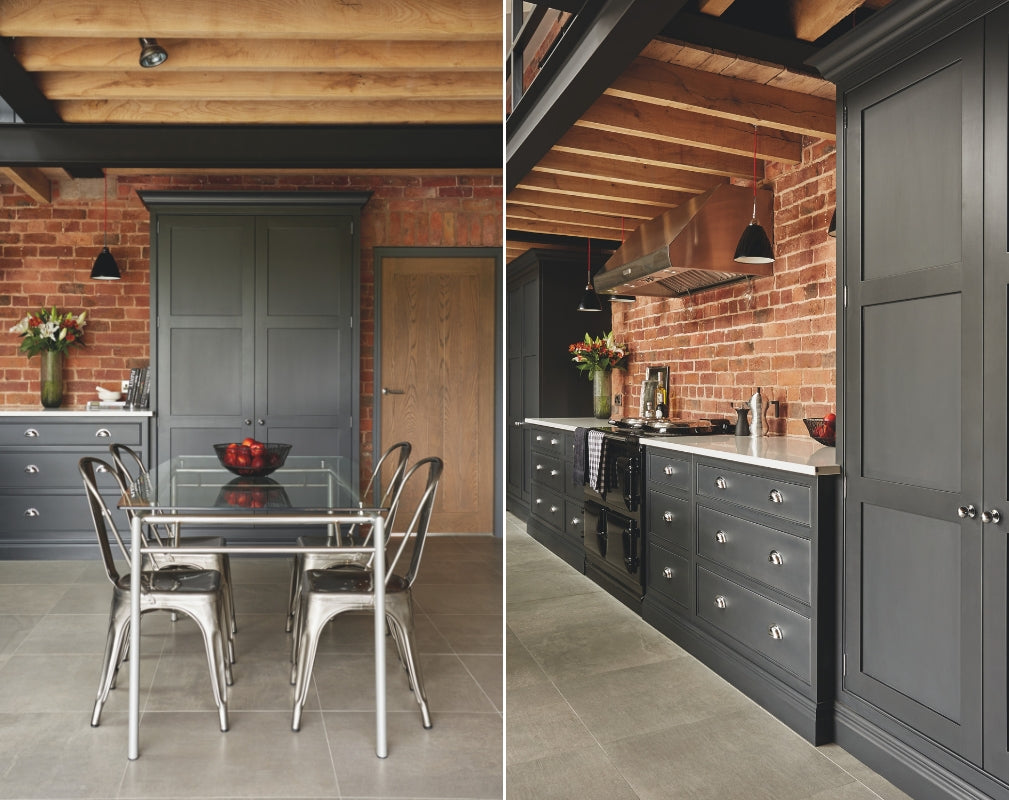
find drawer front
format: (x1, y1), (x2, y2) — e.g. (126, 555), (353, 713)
(530, 484), (565, 530)
(647, 542), (689, 610)
(647, 489), (691, 552)
(696, 462), (811, 525)
(696, 505), (811, 603)
(647, 451), (691, 493)
(564, 497), (584, 541)
(0, 421), (143, 447)
(0, 451), (138, 490)
(530, 428), (565, 456)
(530, 452), (565, 494)
(696, 566), (811, 683)
(0, 492), (99, 536)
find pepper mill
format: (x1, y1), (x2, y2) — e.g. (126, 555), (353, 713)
(749, 387), (768, 437)
(733, 406), (750, 436)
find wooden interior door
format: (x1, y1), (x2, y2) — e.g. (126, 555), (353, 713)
(379, 255), (496, 533)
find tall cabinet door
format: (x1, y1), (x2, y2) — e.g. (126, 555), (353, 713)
(983, 5), (1009, 781)
(842, 24), (985, 761)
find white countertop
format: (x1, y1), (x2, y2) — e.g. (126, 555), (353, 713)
(525, 417), (840, 476)
(0, 406), (154, 417)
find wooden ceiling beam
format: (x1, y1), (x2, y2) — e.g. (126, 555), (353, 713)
(697, 0), (736, 14)
(0, 166), (51, 203)
(507, 187), (658, 221)
(37, 70), (501, 101)
(0, 0), (501, 40)
(508, 204), (629, 234)
(517, 171), (693, 207)
(506, 216), (630, 241)
(607, 57), (837, 137)
(55, 99), (502, 125)
(789, 0), (865, 42)
(533, 150), (725, 194)
(13, 38), (503, 72)
(554, 125), (754, 177)
(578, 95), (803, 163)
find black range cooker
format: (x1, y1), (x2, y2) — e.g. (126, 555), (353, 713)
(581, 417), (728, 612)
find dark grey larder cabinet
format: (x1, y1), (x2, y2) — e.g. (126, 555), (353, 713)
(816, 3), (1009, 796)
(145, 194), (367, 504)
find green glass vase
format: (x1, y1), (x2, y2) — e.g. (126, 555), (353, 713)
(592, 369), (611, 419)
(39, 350), (64, 408)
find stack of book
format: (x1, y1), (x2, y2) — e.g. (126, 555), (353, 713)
(124, 366), (151, 408)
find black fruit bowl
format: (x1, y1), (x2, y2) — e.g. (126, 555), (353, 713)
(803, 418), (836, 447)
(213, 442), (291, 477)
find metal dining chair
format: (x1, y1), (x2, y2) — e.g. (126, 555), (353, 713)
(290, 456), (443, 732)
(110, 442), (237, 641)
(79, 457), (231, 732)
(285, 441), (411, 632)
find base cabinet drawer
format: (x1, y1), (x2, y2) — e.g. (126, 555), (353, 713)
(564, 498), (584, 541)
(530, 484), (565, 529)
(696, 462), (811, 525)
(647, 490), (690, 552)
(647, 451), (691, 493)
(647, 542), (689, 610)
(530, 453), (564, 494)
(695, 566), (811, 683)
(0, 452), (112, 490)
(1, 492), (100, 538)
(0, 421), (143, 447)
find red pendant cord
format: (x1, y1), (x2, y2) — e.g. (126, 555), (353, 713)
(752, 125), (758, 219)
(587, 237), (591, 283)
(103, 172), (108, 247)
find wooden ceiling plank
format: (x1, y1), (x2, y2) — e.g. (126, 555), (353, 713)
(554, 125), (754, 177)
(508, 203), (628, 233)
(14, 38), (503, 72)
(534, 150), (725, 194)
(37, 70), (501, 101)
(0, 0), (502, 40)
(607, 57), (836, 138)
(517, 171), (695, 207)
(506, 217), (629, 240)
(55, 98), (502, 125)
(698, 0), (737, 14)
(507, 187), (658, 220)
(789, 0), (865, 42)
(0, 166), (51, 203)
(577, 94), (802, 163)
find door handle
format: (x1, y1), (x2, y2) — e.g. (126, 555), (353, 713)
(381, 388), (404, 395)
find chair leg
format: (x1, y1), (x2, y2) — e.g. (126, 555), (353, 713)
(187, 603), (230, 731)
(286, 554), (301, 633)
(387, 601), (432, 729)
(92, 612), (129, 727)
(292, 598), (330, 731)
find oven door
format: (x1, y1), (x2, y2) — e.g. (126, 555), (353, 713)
(584, 501), (641, 580)
(612, 452), (640, 514)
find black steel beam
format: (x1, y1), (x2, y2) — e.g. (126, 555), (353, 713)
(0, 123), (503, 170)
(0, 38), (60, 123)
(506, 0), (688, 192)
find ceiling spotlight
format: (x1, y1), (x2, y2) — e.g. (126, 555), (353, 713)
(139, 38), (167, 68)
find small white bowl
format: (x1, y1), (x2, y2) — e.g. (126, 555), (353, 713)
(96, 386), (121, 402)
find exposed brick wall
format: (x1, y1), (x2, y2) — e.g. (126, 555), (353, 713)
(609, 139), (836, 436)
(0, 172), (502, 475)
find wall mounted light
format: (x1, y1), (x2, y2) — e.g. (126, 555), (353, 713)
(577, 238), (601, 311)
(827, 210), (837, 237)
(733, 125), (775, 264)
(90, 173), (120, 280)
(139, 38), (168, 68)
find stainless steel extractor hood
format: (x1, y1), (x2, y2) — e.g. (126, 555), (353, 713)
(594, 183), (774, 298)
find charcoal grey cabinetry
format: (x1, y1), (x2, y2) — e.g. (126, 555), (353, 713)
(506, 250), (610, 519)
(812, 2), (1009, 797)
(526, 424), (584, 570)
(643, 450), (835, 745)
(0, 413), (151, 558)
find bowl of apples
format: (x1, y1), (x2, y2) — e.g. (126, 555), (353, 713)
(214, 438), (291, 477)
(803, 414), (836, 446)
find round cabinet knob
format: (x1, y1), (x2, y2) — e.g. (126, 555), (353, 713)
(958, 504), (978, 519)
(535, 435), (544, 442)
(715, 530), (727, 544)
(535, 498), (542, 505)
(23, 428), (39, 438)
(768, 550), (783, 566)
(244, 419), (253, 426)
(23, 464), (40, 474)
(535, 464), (545, 471)
(257, 418), (265, 426)
(768, 624), (784, 640)
(982, 509), (1003, 525)
(571, 517), (581, 528)
(550, 469), (560, 477)
(714, 595), (727, 609)
(663, 511), (674, 523)
(662, 567), (674, 579)
(663, 464), (675, 476)
(550, 438), (560, 446)
(24, 508), (40, 518)
(715, 476), (727, 490)
(768, 489), (783, 504)
(549, 505), (559, 514)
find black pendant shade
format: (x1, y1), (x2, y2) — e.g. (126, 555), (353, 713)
(827, 210), (837, 237)
(733, 220), (775, 264)
(577, 238), (601, 311)
(90, 246), (121, 280)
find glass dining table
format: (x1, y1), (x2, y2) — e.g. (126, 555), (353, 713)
(120, 454), (389, 760)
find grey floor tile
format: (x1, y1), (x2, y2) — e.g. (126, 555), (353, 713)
(227, 555), (293, 584)
(0, 652), (120, 714)
(308, 607), (453, 656)
(427, 612), (502, 654)
(505, 683), (596, 765)
(817, 743), (915, 800)
(0, 560), (89, 584)
(459, 653), (502, 712)
(0, 613), (40, 656)
(413, 582), (502, 615)
(505, 561), (601, 606)
(0, 583), (72, 615)
(50, 581), (117, 613)
(414, 556), (502, 585)
(506, 744), (639, 800)
(15, 612), (110, 654)
(505, 628), (551, 693)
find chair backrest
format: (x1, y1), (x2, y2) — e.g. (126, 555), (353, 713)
(384, 456), (443, 588)
(109, 442), (148, 487)
(364, 441), (411, 508)
(79, 456), (133, 586)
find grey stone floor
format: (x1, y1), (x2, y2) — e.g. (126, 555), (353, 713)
(505, 514), (913, 800)
(0, 535), (502, 799)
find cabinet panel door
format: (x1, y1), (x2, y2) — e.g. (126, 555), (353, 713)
(843, 24), (984, 761)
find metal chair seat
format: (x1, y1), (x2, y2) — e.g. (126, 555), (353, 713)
(80, 457), (232, 733)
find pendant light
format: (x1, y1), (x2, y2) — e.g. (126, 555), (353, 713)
(733, 125), (774, 264)
(577, 238), (601, 311)
(90, 173), (121, 280)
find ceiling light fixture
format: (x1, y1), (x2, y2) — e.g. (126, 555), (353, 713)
(138, 38), (168, 68)
(827, 210), (837, 237)
(733, 125), (775, 264)
(90, 173), (121, 280)
(577, 238), (601, 311)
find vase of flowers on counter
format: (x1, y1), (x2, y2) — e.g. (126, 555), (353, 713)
(9, 307), (87, 408)
(569, 331), (628, 418)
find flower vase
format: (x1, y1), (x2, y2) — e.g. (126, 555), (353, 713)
(39, 350), (64, 408)
(592, 369), (611, 419)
